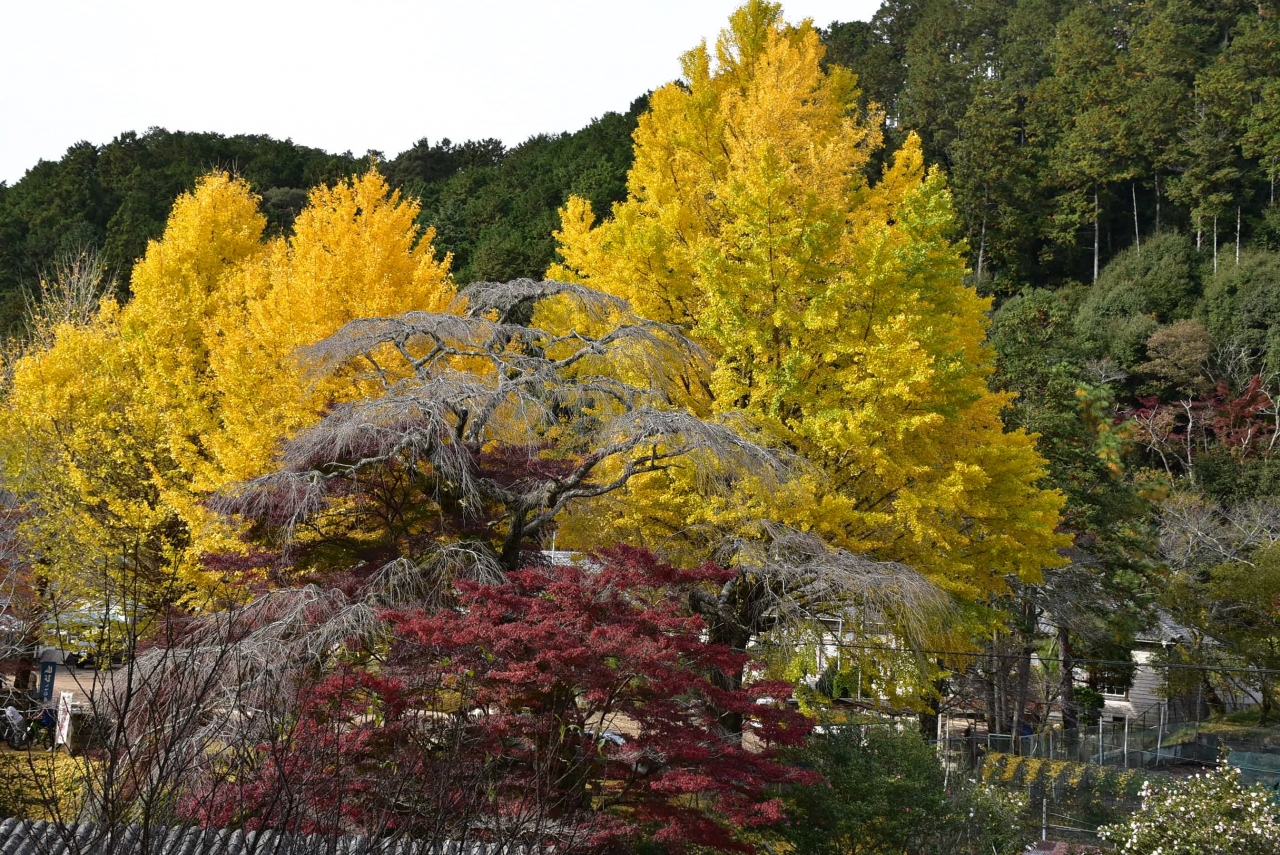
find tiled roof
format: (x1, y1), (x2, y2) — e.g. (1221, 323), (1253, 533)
(0, 820), (507, 855)
(1135, 609), (1194, 645)
(1027, 842), (1100, 854)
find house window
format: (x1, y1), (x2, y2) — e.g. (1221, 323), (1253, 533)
(1087, 666), (1133, 699)
(1098, 679), (1129, 698)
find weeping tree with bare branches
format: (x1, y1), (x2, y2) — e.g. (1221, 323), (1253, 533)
(218, 278), (942, 650)
(219, 278), (783, 577)
(68, 279), (945, 852)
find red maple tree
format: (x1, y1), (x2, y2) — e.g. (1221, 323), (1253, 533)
(181, 546), (815, 853)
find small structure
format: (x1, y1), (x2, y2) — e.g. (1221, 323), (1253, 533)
(1102, 610), (1256, 723)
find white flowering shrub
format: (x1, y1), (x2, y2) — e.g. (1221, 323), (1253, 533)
(1099, 764), (1279, 854)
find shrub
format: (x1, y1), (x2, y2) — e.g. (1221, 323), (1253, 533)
(1076, 233), (1200, 368)
(1098, 764), (1280, 854)
(1203, 250), (1280, 376)
(0, 753), (90, 820)
(779, 728), (1026, 855)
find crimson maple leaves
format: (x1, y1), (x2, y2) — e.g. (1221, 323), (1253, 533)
(181, 547), (813, 853)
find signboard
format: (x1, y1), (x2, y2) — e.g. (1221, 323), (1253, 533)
(55, 691), (73, 747)
(38, 662), (56, 702)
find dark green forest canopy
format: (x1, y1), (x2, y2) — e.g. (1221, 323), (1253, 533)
(824, 0), (1280, 292)
(0, 131), (363, 329)
(0, 96), (647, 333)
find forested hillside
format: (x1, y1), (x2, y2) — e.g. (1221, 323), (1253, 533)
(821, 0), (1280, 732)
(2, 0), (1279, 713)
(0, 97), (645, 332)
(5, 1), (1274, 301)
(827, 0), (1280, 290)
(2, 0), (1278, 719)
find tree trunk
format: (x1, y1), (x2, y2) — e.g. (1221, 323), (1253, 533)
(1203, 676), (1226, 717)
(708, 623), (749, 738)
(1058, 624), (1077, 733)
(11, 623), (39, 691)
(1213, 214), (1219, 273)
(693, 582), (758, 740)
(1010, 602), (1034, 753)
(1155, 171), (1162, 231)
(1010, 657), (1031, 752)
(13, 657), (34, 691)
(500, 509), (529, 572)
(1133, 182), (1141, 256)
(1093, 188), (1100, 283)
(985, 650), (1000, 732)
(976, 211), (987, 283)
(918, 671), (944, 741)
(1237, 205), (1241, 266)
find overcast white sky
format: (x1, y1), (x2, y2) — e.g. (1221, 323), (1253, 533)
(0, 1), (880, 185)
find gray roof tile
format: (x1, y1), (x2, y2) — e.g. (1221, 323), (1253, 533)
(0, 821), (503, 855)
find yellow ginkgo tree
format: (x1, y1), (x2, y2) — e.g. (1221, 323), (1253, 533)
(549, 0), (1066, 602)
(0, 169), (456, 609)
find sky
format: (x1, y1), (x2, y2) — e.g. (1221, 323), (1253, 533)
(0, 1), (880, 185)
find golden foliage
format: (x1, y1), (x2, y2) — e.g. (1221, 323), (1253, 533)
(0, 170), (455, 604)
(550, 0), (1066, 596)
(205, 171), (454, 484)
(0, 752), (92, 820)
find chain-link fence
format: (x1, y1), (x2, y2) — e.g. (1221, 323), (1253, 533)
(951, 702), (1280, 788)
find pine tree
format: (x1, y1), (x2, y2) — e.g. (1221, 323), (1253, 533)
(1235, 14), (1280, 207)
(950, 76), (1039, 290)
(1168, 57), (1249, 269)
(1126, 0), (1215, 232)
(1038, 0), (1135, 281)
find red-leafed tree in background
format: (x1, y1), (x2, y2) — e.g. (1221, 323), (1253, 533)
(181, 547), (814, 853)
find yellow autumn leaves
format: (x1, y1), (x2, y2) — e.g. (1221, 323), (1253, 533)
(549, 0), (1066, 596)
(0, 1), (1066, 618)
(1, 171), (455, 603)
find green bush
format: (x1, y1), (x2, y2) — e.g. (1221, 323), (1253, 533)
(779, 728), (1026, 855)
(1075, 686), (1105, 726)
(1203, 250), (1280, 375)
(1076, 233), (1200, 368)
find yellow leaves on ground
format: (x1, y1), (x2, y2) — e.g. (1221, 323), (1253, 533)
(551, 0), (1066, 597)
(0, 169), (456, 604)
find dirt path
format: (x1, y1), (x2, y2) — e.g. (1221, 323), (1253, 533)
(47, 665), (116, 705)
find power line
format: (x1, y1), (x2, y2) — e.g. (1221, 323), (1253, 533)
(830, 640), (1280, 676)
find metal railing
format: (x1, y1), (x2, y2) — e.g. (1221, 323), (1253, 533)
(955, 702), (1280, 786)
